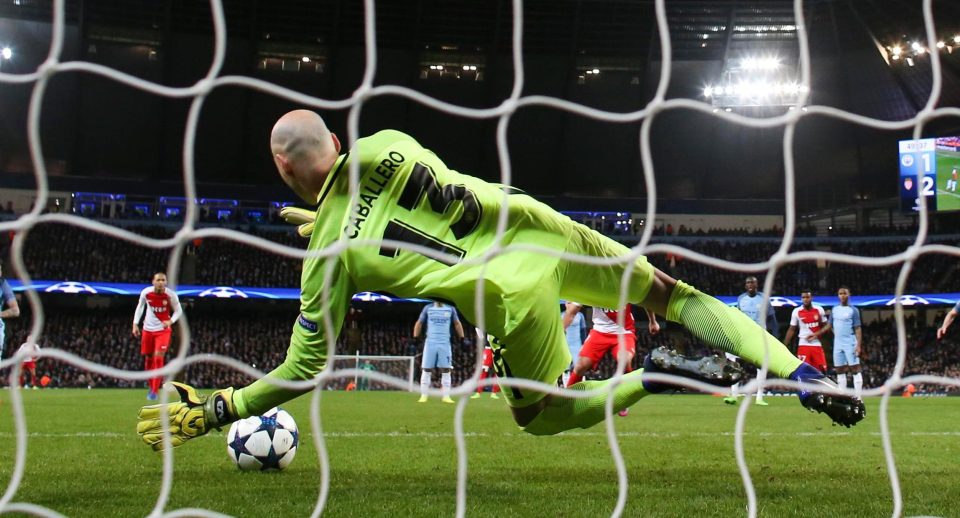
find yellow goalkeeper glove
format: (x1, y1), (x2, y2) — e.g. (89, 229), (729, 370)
(137, 382), (238, 452)
(280, 206), (316, 238)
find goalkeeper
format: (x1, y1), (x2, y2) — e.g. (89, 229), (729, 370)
(138, 110), (864, 450)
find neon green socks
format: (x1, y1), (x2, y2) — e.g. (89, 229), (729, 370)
(666, 280), (802, 378)
(522, 370), (649, 436)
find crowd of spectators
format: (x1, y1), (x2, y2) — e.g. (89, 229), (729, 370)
(646, 238), (959, 295)
(3, 221), (958, 294)
(189, 231), (303, 287)
(4, 306), (959, 395)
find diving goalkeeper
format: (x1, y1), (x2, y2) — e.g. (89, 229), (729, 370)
(137, 110), (864, 450)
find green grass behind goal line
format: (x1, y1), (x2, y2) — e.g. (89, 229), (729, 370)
(0, 390), (957, 517)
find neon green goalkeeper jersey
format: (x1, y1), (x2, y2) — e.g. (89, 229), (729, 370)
(236, 129), (576, 415)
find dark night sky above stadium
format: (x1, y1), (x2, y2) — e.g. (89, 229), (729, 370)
(1, 0), (959, 213)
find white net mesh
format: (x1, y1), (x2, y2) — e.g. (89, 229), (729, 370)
(1, 0), (960, 516)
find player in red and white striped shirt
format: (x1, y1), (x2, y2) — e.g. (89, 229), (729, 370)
(132, 273), (183, 400)
(564, 303), (660, 416)
(783, 289), (829, 373)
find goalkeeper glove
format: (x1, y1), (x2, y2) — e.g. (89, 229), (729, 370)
(280, 206), (316, 238)
(137, 382), (238, 452)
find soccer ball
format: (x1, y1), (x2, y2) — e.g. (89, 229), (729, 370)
(226, 407), (299, 471)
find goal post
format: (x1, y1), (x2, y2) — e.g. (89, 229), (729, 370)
(331, 353), (416, 392)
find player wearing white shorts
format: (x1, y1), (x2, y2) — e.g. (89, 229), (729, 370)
(830, 286), (863, 399)
(726, 276), (777, 406)
(17, 341), (41, 389)
(413, 302), (464, 403)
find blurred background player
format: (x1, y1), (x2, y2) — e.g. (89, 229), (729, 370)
(562, 301), (586, 386)
(357, 360), (376, 391)
(0, 264), (21, 360)
(947, 167), (959, 193)
(726, 276), (778, 406)
(472, 329), (500, 399)
(564, 303), (659, 417)
(413, 302), (464, 403)
(17, 341), (40, 389)
(132, 272), (183, 401)
(784, 289), (829, 373)
(936, 300), (960, 340)
(831, 286), (863, 399)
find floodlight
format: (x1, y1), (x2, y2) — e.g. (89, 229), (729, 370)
(703, 86), (713, 97)
(936, 41), (945, 49)
(301, 56), (310, 63)
(1, 47), (11, 60)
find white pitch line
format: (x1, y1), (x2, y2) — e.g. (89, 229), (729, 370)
(2, 430), (959, 439)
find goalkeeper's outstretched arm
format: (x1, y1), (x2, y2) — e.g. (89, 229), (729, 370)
(138, 255), (354, 451)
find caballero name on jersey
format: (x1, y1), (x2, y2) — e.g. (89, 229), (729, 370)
(344, 150), (405, 239)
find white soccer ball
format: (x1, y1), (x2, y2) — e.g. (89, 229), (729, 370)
(226, 407), (299, 471)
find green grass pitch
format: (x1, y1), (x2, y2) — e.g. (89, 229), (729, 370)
(0, 389), (958, 517)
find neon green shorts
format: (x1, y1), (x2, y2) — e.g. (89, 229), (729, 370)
(488, 203), (655, 408)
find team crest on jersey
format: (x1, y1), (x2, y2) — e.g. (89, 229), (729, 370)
(162, 300), (168, 306)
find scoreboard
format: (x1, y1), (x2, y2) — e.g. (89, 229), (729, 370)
(899, 137), (960, 212)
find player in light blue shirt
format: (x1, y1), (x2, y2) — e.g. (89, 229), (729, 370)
(830, 286), (863, 399)
(561, 302), (586, 385)
(413, 302), (464, 403)
(737, 276), (778, 334)
(727, 276), (779, 406)
(0, 264), (22, 359)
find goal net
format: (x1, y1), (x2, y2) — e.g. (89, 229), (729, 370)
(329, 354), (416, 392)
(1, 0), (959, 516)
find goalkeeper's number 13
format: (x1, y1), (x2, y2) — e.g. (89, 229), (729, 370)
(378, 162), (481, 266)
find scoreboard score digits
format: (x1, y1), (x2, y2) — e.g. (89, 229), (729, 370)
(900, 137), (960, 212)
